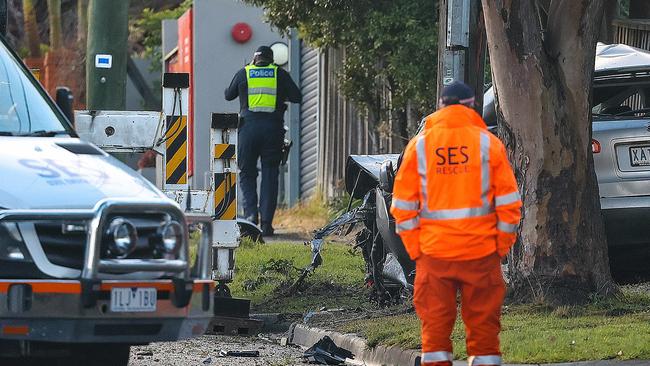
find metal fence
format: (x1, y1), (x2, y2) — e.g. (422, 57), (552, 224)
(316, 48), (395, 198)
(293, 45), (399, 202)
(298, 43), (321, 200)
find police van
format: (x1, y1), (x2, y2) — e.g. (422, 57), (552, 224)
(0, 28), (213, 365)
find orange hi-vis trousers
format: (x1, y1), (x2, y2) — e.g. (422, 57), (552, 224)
(414, 253), (506, 366)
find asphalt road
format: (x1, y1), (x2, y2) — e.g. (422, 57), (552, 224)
(129, 335), (304, 366)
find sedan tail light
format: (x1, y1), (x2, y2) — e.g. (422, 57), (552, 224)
(592, 139), (601, 154)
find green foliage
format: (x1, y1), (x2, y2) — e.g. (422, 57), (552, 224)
(133, 0), (192, 70)
(244, 0), (439, 125)
(619, 0), (630, 17)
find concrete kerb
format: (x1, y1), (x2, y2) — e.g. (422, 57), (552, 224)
(289, 323), (420, 366)
(288, 323), (650, 366)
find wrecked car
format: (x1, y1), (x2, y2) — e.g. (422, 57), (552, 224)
(307, 43), (650, 299)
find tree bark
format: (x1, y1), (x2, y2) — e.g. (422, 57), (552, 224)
(23, 0), (40, 57)
(77, 0), (88, 44)
(482, 0), (617, 305)
(47, 0), (61, 50)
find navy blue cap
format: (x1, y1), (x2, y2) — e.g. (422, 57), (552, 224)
(440, 81), (475, 105)
(254, 46), (274, 61)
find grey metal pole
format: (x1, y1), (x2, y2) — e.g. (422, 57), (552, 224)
(436, 0), (486, 113)
(288, 29), (302, 207)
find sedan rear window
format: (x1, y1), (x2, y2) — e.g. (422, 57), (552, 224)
(592, 78), (650, 118)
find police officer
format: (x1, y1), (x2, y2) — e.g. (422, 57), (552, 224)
(390, 81), (522, 366)
(225, 46), (302, 236)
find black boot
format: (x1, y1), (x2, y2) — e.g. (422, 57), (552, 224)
(261, 222), (274, 237)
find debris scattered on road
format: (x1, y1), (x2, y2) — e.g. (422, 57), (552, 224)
(302, 336), (354, 365)
(136, 350), (154, 357)
(304, 310), (316, 324)
(131, 335), (302, 366)
(202, 356), (212, 364)
(218, 350), (261, 357)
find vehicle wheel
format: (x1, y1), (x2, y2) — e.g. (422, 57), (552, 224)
(65, 344), (131, 366)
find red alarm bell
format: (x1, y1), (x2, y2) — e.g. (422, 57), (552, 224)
(231, 22), (252, 44)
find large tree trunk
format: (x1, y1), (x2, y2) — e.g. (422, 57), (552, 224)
(23, 0), (40, 57)
(47, 0), (61, 50)
(482, 0), (617, 305)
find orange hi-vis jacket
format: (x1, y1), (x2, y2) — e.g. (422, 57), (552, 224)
(390, 105), (522, 261)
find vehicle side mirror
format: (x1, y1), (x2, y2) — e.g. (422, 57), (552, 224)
(379, 160), (395, 193)
(55, 86), (75, 126)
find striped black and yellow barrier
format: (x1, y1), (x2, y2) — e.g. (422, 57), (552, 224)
(165, 115), (188, 185)
(213, 172), (236, 220)
(214, 144), (236, 160)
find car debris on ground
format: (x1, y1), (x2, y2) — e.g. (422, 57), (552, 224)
(302, 336), (355, 365)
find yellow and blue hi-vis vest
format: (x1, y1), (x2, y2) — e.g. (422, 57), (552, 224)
(245, 64), (278, 113)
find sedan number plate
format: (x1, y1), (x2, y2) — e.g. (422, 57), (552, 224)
(630, 146), (650, 167)
(110, 288), (157, 312)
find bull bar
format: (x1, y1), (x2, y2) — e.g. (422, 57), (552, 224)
(0, 198), (213, 307)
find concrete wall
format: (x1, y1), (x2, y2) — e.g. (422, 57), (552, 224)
(192, 0), (287, 189)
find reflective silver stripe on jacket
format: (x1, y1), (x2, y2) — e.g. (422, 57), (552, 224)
(420, 205), (493, 220)
(414, 132), (495, 221)
(396, 217), (420, 233)
(470, 354), (501, 365)
(248, 87), (277, 95)
(249, 106), (276, 112)
(495, 191), (520, 207)
(416, 135), (428, 208)
(497, 221), (518, 233)
(392, 198), (420, 211)
(422, 351), (453, 362)
(480, 132), (491, 206)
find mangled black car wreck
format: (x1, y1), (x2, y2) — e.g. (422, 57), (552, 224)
(307, 154), (415, 303)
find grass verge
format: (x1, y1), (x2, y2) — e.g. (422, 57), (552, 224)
(274, 197), (331, 236)
(230, 239), (368, 313)
(338, 288), (650, 364)
(274, 194), (360, 238)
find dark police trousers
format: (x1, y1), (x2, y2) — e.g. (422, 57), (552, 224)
(238, 117), (284, 226)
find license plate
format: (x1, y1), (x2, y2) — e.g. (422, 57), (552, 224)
(110, 288), (157, 312)
(630, 146), (650, 166)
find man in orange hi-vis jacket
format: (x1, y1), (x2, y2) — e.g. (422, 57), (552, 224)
(390, 81), (522, 366)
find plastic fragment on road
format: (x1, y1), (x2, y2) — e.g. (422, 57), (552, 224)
(302, 336), (354, 365)
(218, 350), (261, 357)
